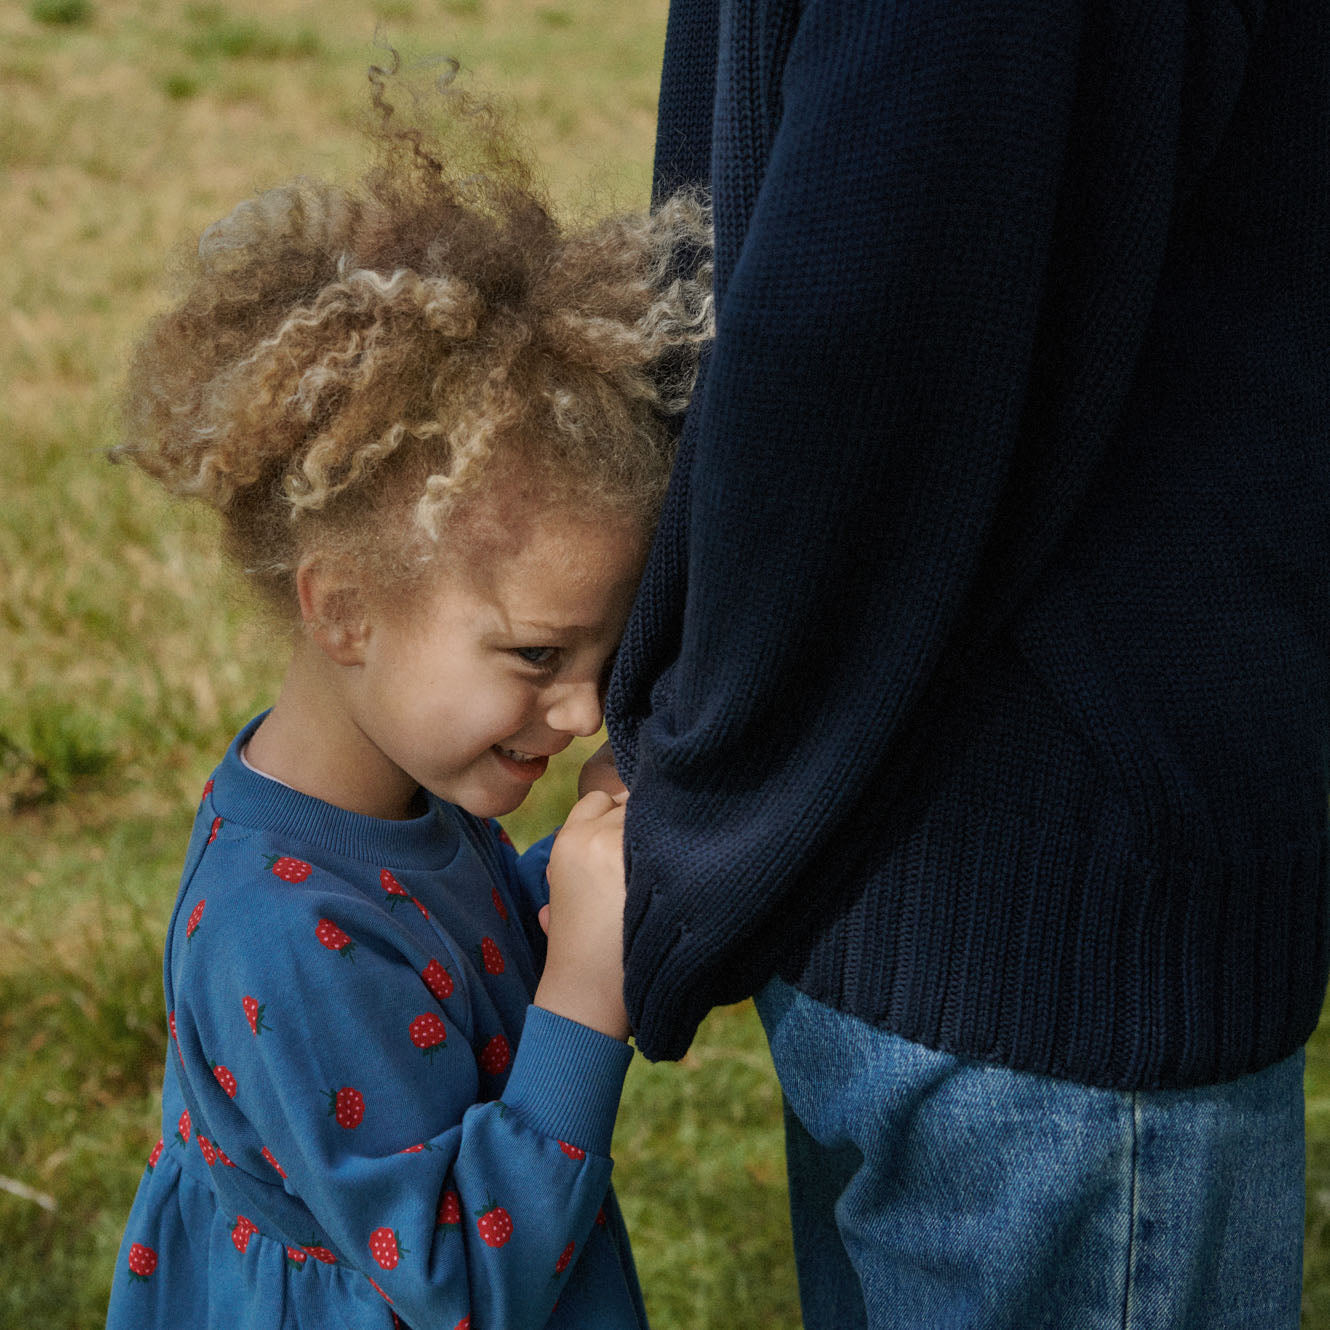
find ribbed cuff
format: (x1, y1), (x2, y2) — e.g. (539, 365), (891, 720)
(503, 1005), (634, 1155)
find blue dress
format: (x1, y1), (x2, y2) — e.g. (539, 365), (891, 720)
(108, 715), (647, 1330)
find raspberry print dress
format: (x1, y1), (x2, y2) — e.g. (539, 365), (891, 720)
(107, 714), (647, 1330)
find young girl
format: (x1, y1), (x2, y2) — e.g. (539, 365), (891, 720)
(105, 62), (710, 1330)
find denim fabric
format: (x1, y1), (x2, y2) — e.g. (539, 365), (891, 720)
(755, 977), (1305, 1330)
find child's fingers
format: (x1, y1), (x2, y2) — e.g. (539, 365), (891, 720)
(562, 789), (621, 824)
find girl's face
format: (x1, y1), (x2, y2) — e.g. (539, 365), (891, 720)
(344, 510), (646, 819)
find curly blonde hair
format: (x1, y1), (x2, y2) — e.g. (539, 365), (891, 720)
(116, 55), (712, 614)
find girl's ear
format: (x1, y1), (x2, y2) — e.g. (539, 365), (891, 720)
(296, 559), (369, 666)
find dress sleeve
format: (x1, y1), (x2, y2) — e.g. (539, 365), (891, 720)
(172, 876), (631, 1329)
(621, 0), (1193, 1058)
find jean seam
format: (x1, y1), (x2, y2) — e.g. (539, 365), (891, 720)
(1120, 1092), (1141, 1330)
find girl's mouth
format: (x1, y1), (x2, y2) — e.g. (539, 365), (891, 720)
(492, 746), (549, 781)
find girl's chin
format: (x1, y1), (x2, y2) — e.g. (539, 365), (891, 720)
(423, 752), (551, 818)
(445, 781), (534, 821)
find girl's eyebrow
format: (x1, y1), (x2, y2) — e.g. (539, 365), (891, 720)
(509, 617), (600, 634)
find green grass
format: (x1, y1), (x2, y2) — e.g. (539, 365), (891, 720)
(1, 2), (1326, 1327)
(28, 0), (93, 27)
(182, 10), (322, 64)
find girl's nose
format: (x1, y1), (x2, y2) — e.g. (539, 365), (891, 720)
(546, 679), (604, 737)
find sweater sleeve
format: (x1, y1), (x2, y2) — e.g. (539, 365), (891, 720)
(171, 870), (631, 1329)
(620, 0), (1196, 1058)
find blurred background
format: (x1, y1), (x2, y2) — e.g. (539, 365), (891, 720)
(0, 2), (1325, 1326)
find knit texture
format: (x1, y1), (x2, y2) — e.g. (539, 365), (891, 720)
(608, 0), (1330, 1087)
(108, 716), (644, 1330)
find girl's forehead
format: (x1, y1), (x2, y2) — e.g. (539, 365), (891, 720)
(443, 511), (648, 625)
(470, 503), (645, 577)
(503, 520), (644, 595)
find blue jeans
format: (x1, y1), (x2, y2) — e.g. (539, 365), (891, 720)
(755, 976), (1305, 1330)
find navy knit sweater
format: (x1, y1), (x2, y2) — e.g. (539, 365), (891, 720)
(607, 0), (1330, 1088)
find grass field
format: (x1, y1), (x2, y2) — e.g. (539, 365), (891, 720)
(1, 3), (1326, 1326)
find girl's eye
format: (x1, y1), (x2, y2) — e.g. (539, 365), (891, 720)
(513, 646), (558, 668)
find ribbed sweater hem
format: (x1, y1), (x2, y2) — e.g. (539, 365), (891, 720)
(774, 810), (1330, 1090)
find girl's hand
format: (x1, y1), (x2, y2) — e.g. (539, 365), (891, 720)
(533, 790), (631, 1041)
(577, 740), (627, 799)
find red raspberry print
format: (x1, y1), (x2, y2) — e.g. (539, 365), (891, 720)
(169, 1010), (184, 1067)
(174, 1109), (191, 1147)
(369, 1227), (406, 1270)
(202, 778), (214, 801)
(315, 918), (356, 958)
(475, 1199), (513, 1248)
(212, 1062), (237, 1098)
(186, 899), (206, 941)
(265, 854), (312, 883)
(479, 1033), (511, 1077)
(147, 1138), (163, 1170)
(411, 895), (430, 920)
(596, 1206), (607, 1227)
(207, 816), (222, 843)
(302, 1242), (338, 1264)
(399, 1142), (431, 1154)
(422, 958), (454, 1002)
(326, 1085), (365, 1129)
(559, 1141), (586, 1161)
(243, 994), (270, 1036)
(380, 868), (409, 903)
(491, 886), (509, 922)
(409, 1012), (447, 1057)
(198, 1134), (217, 1167)
(480, 937), (504, 974)
(127, 1242), (157, 1282)
(455, 1319), (471, 1330)
(232, 1215), (258, 1254)
(216, 1146), (236, 1167)
(262, 1146), (286, 1178)
(555, 1240), (576, 1275)
(496, 826), (515, 848)
(368, 1275), (394, 1304)
(437, 1188), (461, 1230)
(286, 1246), (308, 1269)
